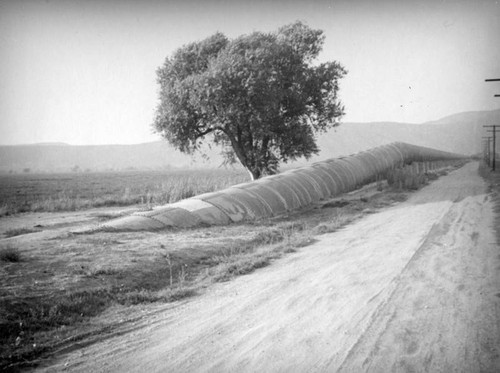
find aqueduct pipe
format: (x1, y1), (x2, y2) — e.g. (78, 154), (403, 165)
(99, 142), (467, 231)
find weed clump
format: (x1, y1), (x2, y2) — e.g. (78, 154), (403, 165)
(0, 246), (22, 262)
(116, 287), (197, 305)
(386, 168), (428, 190)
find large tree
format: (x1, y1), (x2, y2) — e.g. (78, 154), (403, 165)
(153, 22), (347, 180)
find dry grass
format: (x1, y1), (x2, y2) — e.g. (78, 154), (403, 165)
(385, 160), (467, 190)
(4, 227), (39, 238)
(386, 167), (428, 190)
(0, 169), (248, 216)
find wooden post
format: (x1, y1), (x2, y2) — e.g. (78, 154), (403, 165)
(482, 136), (492, 166)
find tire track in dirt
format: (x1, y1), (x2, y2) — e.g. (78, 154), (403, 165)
(337, 193), (500, 372)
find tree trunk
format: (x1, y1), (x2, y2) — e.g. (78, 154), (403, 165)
(246, 167), (261, 181)
(225, 130), (262, 181)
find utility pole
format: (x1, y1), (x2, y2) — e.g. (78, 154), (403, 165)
(482, 136), (492, 166)
(483, 79), (500, 169)
(484, 125), (500, 171)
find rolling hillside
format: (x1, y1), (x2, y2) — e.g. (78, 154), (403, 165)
(1, 109), (498, 173)
(299, 109), (499, 164)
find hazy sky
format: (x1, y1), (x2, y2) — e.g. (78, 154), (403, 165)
(1, 0), (499, 145)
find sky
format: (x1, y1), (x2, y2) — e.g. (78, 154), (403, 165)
(0, 0), (499, 146)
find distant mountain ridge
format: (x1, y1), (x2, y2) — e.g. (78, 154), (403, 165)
(1, 109), (498, 173)
(423, 109), (500, 125)
(310, 109), (500, 161)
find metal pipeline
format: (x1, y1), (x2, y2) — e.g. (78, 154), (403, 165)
(99, 142), (467, 231)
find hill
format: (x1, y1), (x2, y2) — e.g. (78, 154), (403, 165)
(1, 109), (498, 173)
(312, 109), (500, 162)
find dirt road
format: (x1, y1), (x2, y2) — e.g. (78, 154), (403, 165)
(38, 162), (500, 372)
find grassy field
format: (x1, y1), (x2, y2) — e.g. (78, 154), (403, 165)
(0, 169), (248, 216)
(0, 163), (464, 370)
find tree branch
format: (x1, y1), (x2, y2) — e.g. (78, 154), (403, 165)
(195, 125), (224, 137)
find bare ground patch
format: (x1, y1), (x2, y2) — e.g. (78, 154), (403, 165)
(479, 163), (500, 244)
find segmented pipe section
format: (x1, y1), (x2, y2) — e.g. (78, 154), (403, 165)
(100, 142), (466, 231)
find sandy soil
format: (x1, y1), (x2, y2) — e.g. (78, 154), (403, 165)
(0, 206), (141, 238)
(36, 162), (500, 372)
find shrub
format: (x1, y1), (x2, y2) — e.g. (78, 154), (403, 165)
(386, 167), (427, 190)
(0, 246), (22, 262)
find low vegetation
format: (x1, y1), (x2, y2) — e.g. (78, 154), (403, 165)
(0, 245), (22, 262)
(4, 227), (39, 238)
(0, 162), (463, 370)
(385, 164), (450, 190)
(0, 169), (248, 217)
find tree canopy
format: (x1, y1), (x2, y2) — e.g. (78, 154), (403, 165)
(153, 21), (347, 180)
